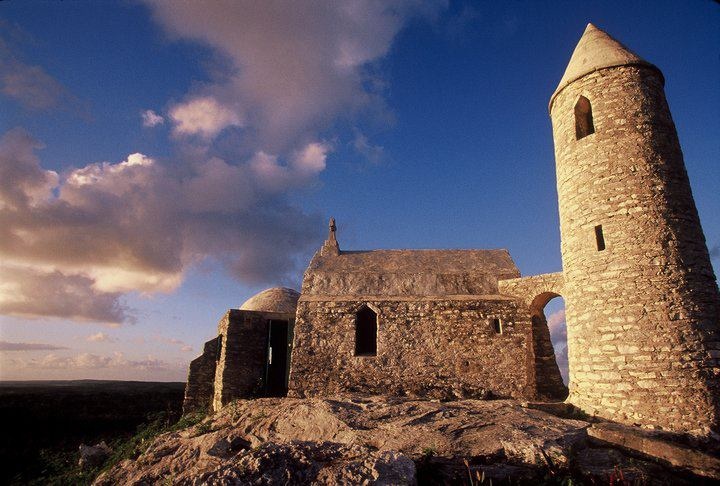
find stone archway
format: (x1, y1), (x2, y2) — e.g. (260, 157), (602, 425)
(529, 292), (568, 401)
(498, 272), (568, 401)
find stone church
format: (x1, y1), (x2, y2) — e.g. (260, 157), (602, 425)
(183, 24), (720, 436)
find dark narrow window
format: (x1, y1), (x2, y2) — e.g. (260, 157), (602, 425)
(491, 318), (503, 334)
(595, 224), (606, 251)
(575, 96), (595, 140)
(355, 306), (377, 356)
(215, 335), (223, 361)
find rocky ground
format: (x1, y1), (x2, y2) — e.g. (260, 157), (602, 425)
(95, 396), (718, 485)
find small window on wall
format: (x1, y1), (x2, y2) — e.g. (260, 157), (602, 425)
(216, 335), (223, 361)
(575, 96), (595, 140)
(595, 224), (606, 251)
(491, 318), (503, 334)
(355, 306), (377, 356)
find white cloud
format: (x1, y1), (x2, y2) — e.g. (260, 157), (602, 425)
(0, 128), (323, 324)
(0, 3), (450, 326)
(169, 96), (242, 139)
(146, 1), (445, 152)
(86, 332), (117, 343)
(291, 142), (329, 175)
(141, 109), (165, 127)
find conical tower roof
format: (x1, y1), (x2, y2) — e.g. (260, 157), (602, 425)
(550, 23), (659, 111)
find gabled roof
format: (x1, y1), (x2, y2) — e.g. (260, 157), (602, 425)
(550, 23), (659, 111)
(301, 249), (520, 297)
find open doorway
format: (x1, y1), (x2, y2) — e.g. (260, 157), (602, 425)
(544, 296), (568, 386)
(530, 293), (568, 401)
(265, 319), (293, 397)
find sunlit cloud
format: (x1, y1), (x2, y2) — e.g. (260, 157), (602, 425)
(0, 128), (324, 324)
(12, 351), (171, 371)
(0, 2), (447, 328)
(145, 0), (445, 152)
(86, 332), (117, 343)
(169, 96), (242, 139)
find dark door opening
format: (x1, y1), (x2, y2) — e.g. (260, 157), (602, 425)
(265, 319), (292, 397)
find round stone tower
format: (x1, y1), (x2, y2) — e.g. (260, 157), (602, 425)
(550, 24), (720, 433)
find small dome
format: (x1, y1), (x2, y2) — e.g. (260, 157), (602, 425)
(240, 287), (300, 314)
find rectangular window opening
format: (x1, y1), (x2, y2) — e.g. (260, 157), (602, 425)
(595, 224), (606, 251)
(491, 318), (503, 334)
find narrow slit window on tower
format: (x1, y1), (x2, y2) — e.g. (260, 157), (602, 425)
(574, 96), (595, 140)
(595, 224), (606, 251)
(355, 306), (377, 356)
(491, 318), (503, 334)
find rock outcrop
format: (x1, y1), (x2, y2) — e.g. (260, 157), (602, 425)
(95, 396), (716, 485)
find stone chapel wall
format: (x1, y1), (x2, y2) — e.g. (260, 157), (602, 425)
(288, 297), (533, 399)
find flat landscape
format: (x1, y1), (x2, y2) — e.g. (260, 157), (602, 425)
(0, 380), (185, 485)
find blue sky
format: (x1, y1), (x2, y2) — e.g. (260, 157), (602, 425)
(0, 1), (718, 381)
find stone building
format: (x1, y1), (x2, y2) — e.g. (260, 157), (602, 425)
(184, 24), (720, 435)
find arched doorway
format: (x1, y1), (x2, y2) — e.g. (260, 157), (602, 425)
(530, 292), (568, 401)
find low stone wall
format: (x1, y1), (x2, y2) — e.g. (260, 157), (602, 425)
(183, 336), (220, 413)
(289, 296), (533, 400)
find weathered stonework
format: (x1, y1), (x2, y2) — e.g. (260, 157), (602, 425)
(550, 25), (720, 433)
(183, 336), (220, 413)
(182, 23), (720, 437)
(289, 296), (533, 400)
(213, 309), (294, 411)
(499, 273), (567, 400)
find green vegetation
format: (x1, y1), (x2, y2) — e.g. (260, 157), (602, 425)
(1, 380), (185, 485)
(22, 410), (207, 486)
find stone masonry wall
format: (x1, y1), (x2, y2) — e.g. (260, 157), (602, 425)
(551, 65), (720, 433)
(213, 309), (295, 411)
(288, 297), (534, 400)
(183, 336), (220, 413)
(213, 310), (264, 411)
(499, 272), (567, 400)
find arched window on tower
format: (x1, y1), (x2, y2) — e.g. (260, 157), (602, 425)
(574, 96), (595, 140)
(355, 306), (377, 356)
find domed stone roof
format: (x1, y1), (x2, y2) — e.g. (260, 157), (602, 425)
(239, 287), (300, 314)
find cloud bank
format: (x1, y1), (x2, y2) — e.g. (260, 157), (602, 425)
(147, 0), (445, 151)
(0, 2), (447, 327)
(0, 128), (324, 325)
(9, 351), (170, 371)
(0, 341), (68, 351)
